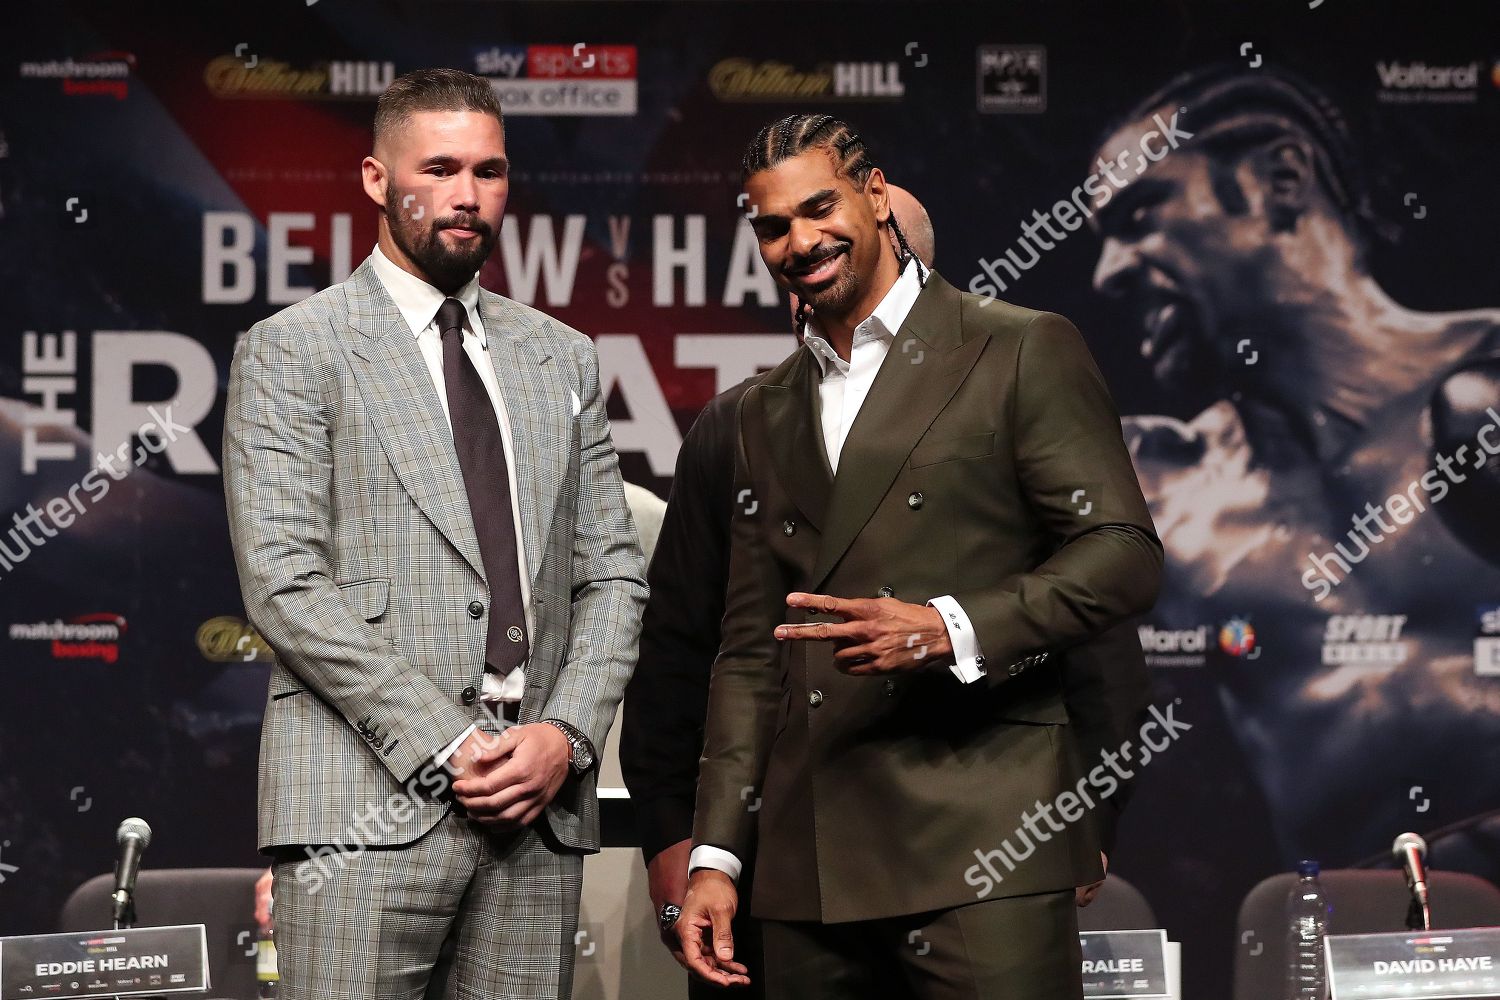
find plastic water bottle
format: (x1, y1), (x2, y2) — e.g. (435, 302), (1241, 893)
(257, 898), (279, 998)
(1284, 859), (1331, 999)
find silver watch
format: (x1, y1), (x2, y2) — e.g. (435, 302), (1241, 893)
(542, 719), (594, 774)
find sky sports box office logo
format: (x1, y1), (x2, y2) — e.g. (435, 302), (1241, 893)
(473, 44), (637, 116)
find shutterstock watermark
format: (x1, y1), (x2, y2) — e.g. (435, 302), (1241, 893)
(963, 701), (1191, 899)
(968, 110), (1194, 305)
(0, 405), (191, 582)
(1301, 405), (1500, 602)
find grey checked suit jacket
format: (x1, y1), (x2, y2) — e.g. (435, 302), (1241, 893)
(225, 257), (647, 854)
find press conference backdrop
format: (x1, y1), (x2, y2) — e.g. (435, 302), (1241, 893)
(3, 2), (1499, 996)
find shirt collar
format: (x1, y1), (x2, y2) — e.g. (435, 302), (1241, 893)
(803, 258), (923, 377)
(369, 243), (484, 346)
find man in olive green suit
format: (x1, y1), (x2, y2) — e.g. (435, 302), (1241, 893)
(675, 114), (1163, 999)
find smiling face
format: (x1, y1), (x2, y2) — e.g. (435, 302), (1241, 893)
(1089, 116), (1283, 402)
(362, 109), (509, 292)
(744, 147), (891, 322)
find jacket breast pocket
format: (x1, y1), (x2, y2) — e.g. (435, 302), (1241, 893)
(909, 431), (996, 469)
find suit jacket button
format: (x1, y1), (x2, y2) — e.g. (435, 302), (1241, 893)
(461, 686), (478, 705)
(468, 601), (484, 619)
(877, 586), (894, 598)
(808, 689), (824, 707)
(372, 735), (384, 749)
(783, 520), (796, 536)
(884, 679), (896, 696)
(907, 492), (924, 510)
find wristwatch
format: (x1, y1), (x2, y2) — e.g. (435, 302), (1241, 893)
(541, 718), (595, 775)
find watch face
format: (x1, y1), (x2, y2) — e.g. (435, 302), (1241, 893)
(573, 740), (595, 770)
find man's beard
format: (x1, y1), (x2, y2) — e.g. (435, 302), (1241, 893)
(787, 240), (859, 316)
(384, 181), (496, 290)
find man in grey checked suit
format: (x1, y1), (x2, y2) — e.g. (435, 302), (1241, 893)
(225, 68), (646, 999)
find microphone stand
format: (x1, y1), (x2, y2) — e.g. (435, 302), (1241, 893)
(1405, 891), (1430, 932)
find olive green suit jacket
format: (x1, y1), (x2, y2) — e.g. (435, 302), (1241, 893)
(693, 271), (1162, 924)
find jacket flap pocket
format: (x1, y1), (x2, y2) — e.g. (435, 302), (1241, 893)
(337, 577), (390, 621)
(909, 431), (996, 469)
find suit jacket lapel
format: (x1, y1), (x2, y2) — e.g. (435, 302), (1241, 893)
(477, 290), (567, 598)
(809, 273), (988, 591)
(754, 347), (833, 531)
(342, 259), (486, 580)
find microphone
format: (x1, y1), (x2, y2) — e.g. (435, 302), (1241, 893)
(111, 817), (151, 928)
(1392, 832), (1430, 930)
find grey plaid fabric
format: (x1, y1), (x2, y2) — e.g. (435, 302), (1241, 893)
(272, 813), (584, 1000)
(225, 254), (647, 854)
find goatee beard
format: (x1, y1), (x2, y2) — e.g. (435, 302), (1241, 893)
(384, 185), (495, 291)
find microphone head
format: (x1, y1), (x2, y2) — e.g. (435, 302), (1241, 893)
(117, 817), (152, 849)
(1393, 831), (1427, 861)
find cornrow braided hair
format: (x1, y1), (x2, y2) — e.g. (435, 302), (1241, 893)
(1102, 64), (1396, 255)
(742, 114), (926, 336)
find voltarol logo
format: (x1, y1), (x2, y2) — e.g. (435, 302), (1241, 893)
(1376, 60), (1481, 104)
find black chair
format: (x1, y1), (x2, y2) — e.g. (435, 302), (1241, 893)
(1077, 873), (1159, 931)
(59, 868), (266, 1000)
(1232, 869), (1500, 1000)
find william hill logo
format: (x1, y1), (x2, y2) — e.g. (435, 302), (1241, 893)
(709, 59), (905, 102)
(204, 57), (394, 99)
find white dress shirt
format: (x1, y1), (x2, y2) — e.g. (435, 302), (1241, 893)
(368, 245), (532, 764)
(690, 260), (987, 882)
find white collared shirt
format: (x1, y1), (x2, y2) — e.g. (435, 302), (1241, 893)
(368, 245), (530, 762)
(689, 259), (987, 884)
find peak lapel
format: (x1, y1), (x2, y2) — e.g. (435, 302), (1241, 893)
(476, 291), (566, 599)
(753, 347), (833, 531)
(809, 273), (986, 591)
(341, 260), (486, 580)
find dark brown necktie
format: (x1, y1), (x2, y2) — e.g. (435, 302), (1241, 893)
(436, 298), (530, 676)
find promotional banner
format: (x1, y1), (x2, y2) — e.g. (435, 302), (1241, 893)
(3, 2), (1498, 995)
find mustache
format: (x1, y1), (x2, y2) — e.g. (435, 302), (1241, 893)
(433, 214), (493, 238)
(785, 240), (851, 276)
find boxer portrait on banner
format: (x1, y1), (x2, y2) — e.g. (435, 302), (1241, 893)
(674, 114), (1162, 999)
(1088, 65), (1500, 875)
(621, 185), (1153, 998)
(225, 68), (646, 1000)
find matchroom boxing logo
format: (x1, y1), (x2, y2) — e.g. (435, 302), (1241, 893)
(8, 613), (127, 663)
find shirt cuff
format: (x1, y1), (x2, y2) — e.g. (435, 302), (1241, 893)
(689, 845), (742, 883)
(435, 724), (477, 768)
(929, 595), (986, 684)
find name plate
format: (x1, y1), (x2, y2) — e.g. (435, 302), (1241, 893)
(1079, 929), (1170, 998)
(0, 924), (208, 999)
(1327, 926), (1500, 999)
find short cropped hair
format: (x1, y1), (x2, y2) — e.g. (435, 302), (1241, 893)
(373, 68), (504, 151)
